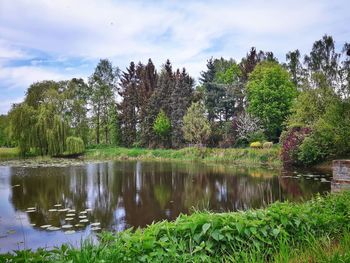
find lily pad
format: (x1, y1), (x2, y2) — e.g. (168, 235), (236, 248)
(48, 209), (57, 212)
(74, 224), (84, 227)
(85, 208), (92, 212)
(62, 224), (73, 229)
(26, 210), (36, 213)
(64, 230), (76, 235)
(65, 217), (74, 221)
(91, 227), (101, 231)
(27, 207), (36, 210)
(47, 226), (60, 231)
(79, 219), (89, 223)
(79, 215), (87, 219)
(79, 211), (87, 214)
(68, 209), (76, 213)
(90, 222), (101, 227)
(54, 204), (62, 207)
(58, 208), (69, 212)
(40, 225), (51, 229)
(66, 213), (75, 217)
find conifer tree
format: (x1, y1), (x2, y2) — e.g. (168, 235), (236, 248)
(170, 68), (194, 148)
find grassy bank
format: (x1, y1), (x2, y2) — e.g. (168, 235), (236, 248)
(84, 146), (281, 167)
(2, 192), (350, 262)
(0, 147), (19, 159)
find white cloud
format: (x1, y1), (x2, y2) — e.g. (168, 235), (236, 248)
(0, 65), (72, 90)
(0, 0), (349, 114)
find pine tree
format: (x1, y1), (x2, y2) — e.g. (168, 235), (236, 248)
(142, 60), (175, 147)
(119, 62), (138, 147)
(170, 68), (194, 148)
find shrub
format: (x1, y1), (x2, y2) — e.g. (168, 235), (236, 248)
(263, 142), (273, 148)
(280, 126), (311, 167)
(247, 130), (266, 143)
(297, 137), (324, 165)
(250, 141), (262, 148)
(3, 192), (350, 262)
(65, 136), (85, 155)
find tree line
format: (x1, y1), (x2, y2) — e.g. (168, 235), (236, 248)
(0, 34), (349, 163)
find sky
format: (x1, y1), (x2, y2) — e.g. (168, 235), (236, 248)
(0, 0), (349, 114)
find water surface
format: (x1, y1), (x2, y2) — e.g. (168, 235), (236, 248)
(0, 161), (331, 253)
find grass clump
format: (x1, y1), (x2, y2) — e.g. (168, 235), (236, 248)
(0, 147), (19, 159)
(2, 192), (350, 262)
(84, 146), (281, 167)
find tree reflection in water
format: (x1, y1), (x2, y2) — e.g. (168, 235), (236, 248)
(9, 161), (330, 231)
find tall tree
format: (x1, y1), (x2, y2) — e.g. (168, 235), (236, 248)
(304, 35), (340, 87)
(139, 59), (158, 147)
(89, 59), (119, 144)
(119, 62), (138, 147)
(170, 68), (194, 148)
(286, 49), (305, 87)
(247, 61), (297, 141)
(65, 78), (90, 144)
(340, 43), (350, 99)
(200, 58), (218, 122)
(143, 60), (175, 147)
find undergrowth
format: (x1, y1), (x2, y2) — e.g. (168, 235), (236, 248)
(2, 192), (350, 262)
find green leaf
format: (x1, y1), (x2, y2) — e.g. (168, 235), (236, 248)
(272, 228), (280, 237)
(202, 223), (211, 234)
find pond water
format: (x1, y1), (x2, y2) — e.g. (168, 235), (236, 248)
(0, 160), (331, 253)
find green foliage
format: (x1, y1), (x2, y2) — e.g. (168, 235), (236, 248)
(0, 115), (11, 146)
(297, 100), (350, 164)
(8, 103), (37, 156)
(247, 61), (297, 141)
(3, 191), (350, 262)
(85, 146), (281, 167)
(215, 61), (241, 84)
(183, 102), (211, 145)
(247, 130), (266, 143)
(263, 142), (273, 148)
(0, 147), (20, 159)
(287, 75), (337, 126)
(153, 110), (171, 139)
(65, 136), (85, 155)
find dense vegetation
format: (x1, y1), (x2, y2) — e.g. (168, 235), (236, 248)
(2, 190), (350, 262)
(85, 146), (280, 167)
(0, 34), (349, 166)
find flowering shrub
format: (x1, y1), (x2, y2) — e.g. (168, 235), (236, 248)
(250, 141), (262, 148)
(280, 126), (312, 167)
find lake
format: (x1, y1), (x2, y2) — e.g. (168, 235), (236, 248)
(0, 160), (331, 253)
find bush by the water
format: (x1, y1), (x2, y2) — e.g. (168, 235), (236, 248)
(280, 126), (312, 167)
(262, 142), (273, 149)
(2, 192), (350, 262)
(65, 136), (85, 155)
(250, 141), (262, 148)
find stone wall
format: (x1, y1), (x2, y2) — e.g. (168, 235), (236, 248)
(332, 160), (350, 192)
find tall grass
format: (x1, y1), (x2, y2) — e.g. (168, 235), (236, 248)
(2, 192), (350, 262)
(0, 147), (19, 159)
(84, 146), (281, 167)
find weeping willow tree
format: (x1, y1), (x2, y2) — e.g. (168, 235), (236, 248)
(65, 136), (85, 155)
(8, 103), (69, 156)
(8, 103), (37, 156)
